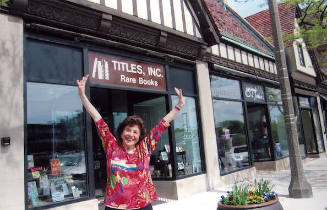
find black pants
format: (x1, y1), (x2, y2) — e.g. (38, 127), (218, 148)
(105, 204), (153, 210)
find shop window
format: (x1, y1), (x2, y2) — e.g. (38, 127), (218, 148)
(310, 97), (325, 152)
(213, 100), (249, 174)
(268, 105), (289, 158)
(25, 39), (82, 85)
(168, 67), (195, 95)
(210, 76), (241, 100)
(172, 96), (202, 176)
(247, 104), (272, 161)
(266, 87), (289, 159)
(26, 82), (86, 208)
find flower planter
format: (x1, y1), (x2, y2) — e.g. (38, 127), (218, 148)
(218, 199), (283, 210)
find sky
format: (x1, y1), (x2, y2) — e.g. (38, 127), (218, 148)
(226, 0), (269, 18)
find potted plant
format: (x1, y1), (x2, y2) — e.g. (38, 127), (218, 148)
(218, 179), (283, 210)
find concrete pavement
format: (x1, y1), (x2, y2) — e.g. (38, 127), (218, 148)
(153, 157), (327, 210)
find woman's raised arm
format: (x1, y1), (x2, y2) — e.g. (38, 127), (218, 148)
(163, 87), (185, 124)
(77, 75), (102, 122)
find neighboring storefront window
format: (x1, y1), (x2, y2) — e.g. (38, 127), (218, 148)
(213, 100), (249, 173)
(172, 96), (202, 176)
(210, 76), (250, 174)
(310, 97), (325, 152)
(27, 83), (86, 208)
(210, 76), (241, 99)
(298, 96), (325, 154)
(266, 87), (289, 158)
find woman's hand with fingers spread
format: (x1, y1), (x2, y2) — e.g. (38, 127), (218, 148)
(174, 87), (185, 108)
(77, 75), (89, 96)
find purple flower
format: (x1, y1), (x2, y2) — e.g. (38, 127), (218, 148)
(221, 195), (225, 199)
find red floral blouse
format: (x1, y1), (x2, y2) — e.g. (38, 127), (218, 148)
(95, 118), (169, 209)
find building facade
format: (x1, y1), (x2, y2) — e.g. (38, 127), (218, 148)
(1, 1), (321, 210)
(246, 3), (327, 158)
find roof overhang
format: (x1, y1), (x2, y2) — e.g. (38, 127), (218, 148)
(189, 0), (220, 46)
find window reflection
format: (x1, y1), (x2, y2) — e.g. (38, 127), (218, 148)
(268, 105), (289, 158)
(27, 82), (86, 208)
(210, 76), (241, 99)
(172, 96), (202, 176)
(213, 100), (250, 174)
(310, 97), (325, 152)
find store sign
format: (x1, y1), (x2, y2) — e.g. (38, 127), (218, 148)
(88, 52), (166, 91)
(242, 82), (265, 102)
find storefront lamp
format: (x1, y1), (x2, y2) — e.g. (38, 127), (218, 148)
(1, 137), (10, 146)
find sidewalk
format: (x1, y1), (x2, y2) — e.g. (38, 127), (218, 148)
(153, 157), (327, 210)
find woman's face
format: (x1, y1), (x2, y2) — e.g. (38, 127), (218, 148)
(121, 124), (141, 149)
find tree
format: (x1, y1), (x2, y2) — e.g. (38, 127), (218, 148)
(282, 0), (327, 49)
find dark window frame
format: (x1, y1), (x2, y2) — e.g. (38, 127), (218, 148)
(209, 72), (290, 175)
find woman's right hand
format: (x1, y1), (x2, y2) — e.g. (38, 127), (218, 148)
(77, 75), (89, 96)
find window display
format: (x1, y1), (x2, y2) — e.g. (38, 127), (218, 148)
(172, 96), (202, 176)
(27, 83), (87, 208)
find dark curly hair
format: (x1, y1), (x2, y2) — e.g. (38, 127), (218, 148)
(116, 115), (146, 146)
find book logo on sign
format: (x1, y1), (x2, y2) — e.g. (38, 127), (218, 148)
(92, 57), (110, 81)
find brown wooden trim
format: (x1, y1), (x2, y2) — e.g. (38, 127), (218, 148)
(117, 0), (122, 11)
(159, 0), (164, 25)
(294, 88), (318, 97)
(209, 55), (279, 82)
(133, 0), (137, 16)
(180, 0), (187, 33)
(170, 0), (176, 30)
(291, 72), (316, 86)
(147, 0), (151, 21)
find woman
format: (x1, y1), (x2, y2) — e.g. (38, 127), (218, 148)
(77, 75), (185, 210)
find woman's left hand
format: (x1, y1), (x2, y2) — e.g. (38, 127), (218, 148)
(174, 87), (185, 108)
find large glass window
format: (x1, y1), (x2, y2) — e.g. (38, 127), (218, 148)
(310, 97), (325, 152)
(266, 87), (289, 159)
(172, 96), (202, 176)
(27, 83), (86, 208)
(213, 100), (249, 174)
(210, 76), (241, 99)
(269, 105), (289, 158)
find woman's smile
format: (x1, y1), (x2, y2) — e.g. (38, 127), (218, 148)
(121, 125), (141, 151)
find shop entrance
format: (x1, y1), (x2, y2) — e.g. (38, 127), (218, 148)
(247, 103), (272, 161)
(90, 87), (167, 196)
(300, 109), (318, 154)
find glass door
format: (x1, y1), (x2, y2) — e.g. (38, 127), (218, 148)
(300, 109), (318, 154)
(132, 95), (172, 178)
(247, 103), (272, 161)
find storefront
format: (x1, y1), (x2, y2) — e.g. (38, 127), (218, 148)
(210, 71), (289, 175)
(290, 72), (326, 158)
(0, 0), (223, 209)
(296, 95), (325, 157)
(24, 35), (206, 208)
